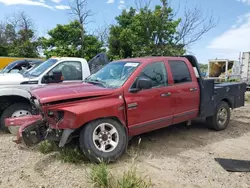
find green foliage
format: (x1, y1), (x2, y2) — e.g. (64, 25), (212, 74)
(0, 13), (39, 58)
(245, 93), (250, 102)
(38, 140), (58, 154)
(87, 163), (152, 188)
(38, 140), (86, 164)
(88, 162), (112, 188)
(39, 20), (104, 61)
(58, 146), (86, 164)
(117, 168), (152, 188)
(199, 63), (208, 73)
(108, 3), (185, 59)
(0, 45), (8, 56)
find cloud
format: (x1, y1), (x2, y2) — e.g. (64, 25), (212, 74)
(55, 5), (70, 10)
(118, 0), (125, 9)
(107, 0), (115, 3)
(236, 0), (250, 5)
(51, 0), (62, 3)
(0, 0), (53, 9)
(207, 13), (250, 59)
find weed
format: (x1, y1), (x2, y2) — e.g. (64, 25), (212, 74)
(87, 162), (113, 188)
(38, 140), (58, 154)
(117, 167), (152, 188)
(245, 93), (250, 102)
(87, 163), (152, 188)
(57, 146), (86, 164)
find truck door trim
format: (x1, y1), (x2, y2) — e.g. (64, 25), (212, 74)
(173, 110), (197, 119)
(129, 116), (172, 130)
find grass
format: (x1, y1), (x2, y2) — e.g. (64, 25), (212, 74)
(245, 93), (250, 102)
(117, 167), (152, 188)
(87, 162), (153, 188)
(38, 140), (58, 154)
(87, 162), (113, 188)
(38, 140), (87, 164)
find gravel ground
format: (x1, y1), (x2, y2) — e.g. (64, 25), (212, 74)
(0, 103), (250, 188)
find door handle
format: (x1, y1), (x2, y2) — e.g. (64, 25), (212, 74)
(161, 92), (171, 97)
(189, 88), (198, 92)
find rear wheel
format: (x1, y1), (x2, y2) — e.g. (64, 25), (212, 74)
(0, 103), (32, 133)
(206, 101), (231, 131)
(79, 119), (127, 163)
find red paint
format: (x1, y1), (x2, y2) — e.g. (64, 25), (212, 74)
(30, 82), (115, 104)
(5, 115), (43, 144)
(5, 115), (42, 127)
(8, 57), (201, 139)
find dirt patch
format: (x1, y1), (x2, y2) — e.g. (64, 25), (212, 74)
(0, 104), (250, 188)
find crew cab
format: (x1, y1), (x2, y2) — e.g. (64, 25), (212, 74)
(0, 53), (109, 133)
(6, 55), (247, 163)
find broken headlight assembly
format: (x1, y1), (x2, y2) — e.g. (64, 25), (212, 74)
(47, 110), (65, 124)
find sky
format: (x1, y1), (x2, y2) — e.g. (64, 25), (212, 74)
(0, 0), (249, 63)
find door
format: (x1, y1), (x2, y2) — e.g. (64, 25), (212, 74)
(124, 61), (174, 136)
(88, 53), (110, 74)
(41, 61), (83, 84)
(167, 60), (200, 124)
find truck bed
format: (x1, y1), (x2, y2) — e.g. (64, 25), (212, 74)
(199, 79), (247, 118)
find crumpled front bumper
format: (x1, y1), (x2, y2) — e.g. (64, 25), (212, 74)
(5, 115), (46, 146)
(5, 115), (75, 148)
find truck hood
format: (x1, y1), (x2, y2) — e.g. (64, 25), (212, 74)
(30, 82), (115, 104)
(0, 73), (29, 85)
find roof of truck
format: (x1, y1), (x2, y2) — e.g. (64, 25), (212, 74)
(51, 57), (87, 61)
(117, 56), (188, 63)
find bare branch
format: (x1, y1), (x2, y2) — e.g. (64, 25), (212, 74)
(68, 0), (94, 56)
(175, 3), (219, 47)
(69, 0), (94, 25)
(134, 0), (152, 10)
(92, 23), (110, 47)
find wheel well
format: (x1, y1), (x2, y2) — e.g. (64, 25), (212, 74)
(0, 95), (30, 115)
(221, 98), (232, 108)
(74, 116), (128, 136)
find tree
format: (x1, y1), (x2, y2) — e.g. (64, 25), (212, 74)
(108, 5), (183, 59)
(199, 63), (208, 73)
(108, 0), (217, 59)
(69, 0), (93, 56)
(0, 11), (38, 57)
(39, 21), (104, 60)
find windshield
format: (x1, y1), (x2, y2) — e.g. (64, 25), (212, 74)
(85, 61), (140, 88)
(1, 60), (23, 73)
(28, 58), (58, 77)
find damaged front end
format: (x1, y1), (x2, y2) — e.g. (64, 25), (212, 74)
(5, 95), (75, 148)
(5, 114), (47, 146)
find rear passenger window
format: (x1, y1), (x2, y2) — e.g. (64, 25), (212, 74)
(168, 60), (192, 84)
(140, 62), (167, 88)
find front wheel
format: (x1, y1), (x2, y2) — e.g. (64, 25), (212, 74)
(79, 119), (127, 163)
(0, 103), (33, 133)
(206, 101), (231, 131)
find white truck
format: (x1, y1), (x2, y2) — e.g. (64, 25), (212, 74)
(0, 53), (109, 132)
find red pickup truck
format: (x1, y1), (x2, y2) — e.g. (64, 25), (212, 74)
(6, 55), (247, 163)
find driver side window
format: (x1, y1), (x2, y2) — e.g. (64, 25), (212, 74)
(132, 61), (168, 89)
(47, 61), (82, 81)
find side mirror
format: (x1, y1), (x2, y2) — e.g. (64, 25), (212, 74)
(43, 71), (63, 84)
(129, 76), (152, 92)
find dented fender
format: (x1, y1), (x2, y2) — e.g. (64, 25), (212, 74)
(45, 94), (126, 129)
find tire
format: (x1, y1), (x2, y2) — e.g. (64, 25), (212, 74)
(206, 101), (231, 131)
(79, 118), (127, 163)
(0, 102), (33, 133)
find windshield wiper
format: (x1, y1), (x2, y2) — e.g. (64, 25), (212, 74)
(85, 79), (107, 88)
